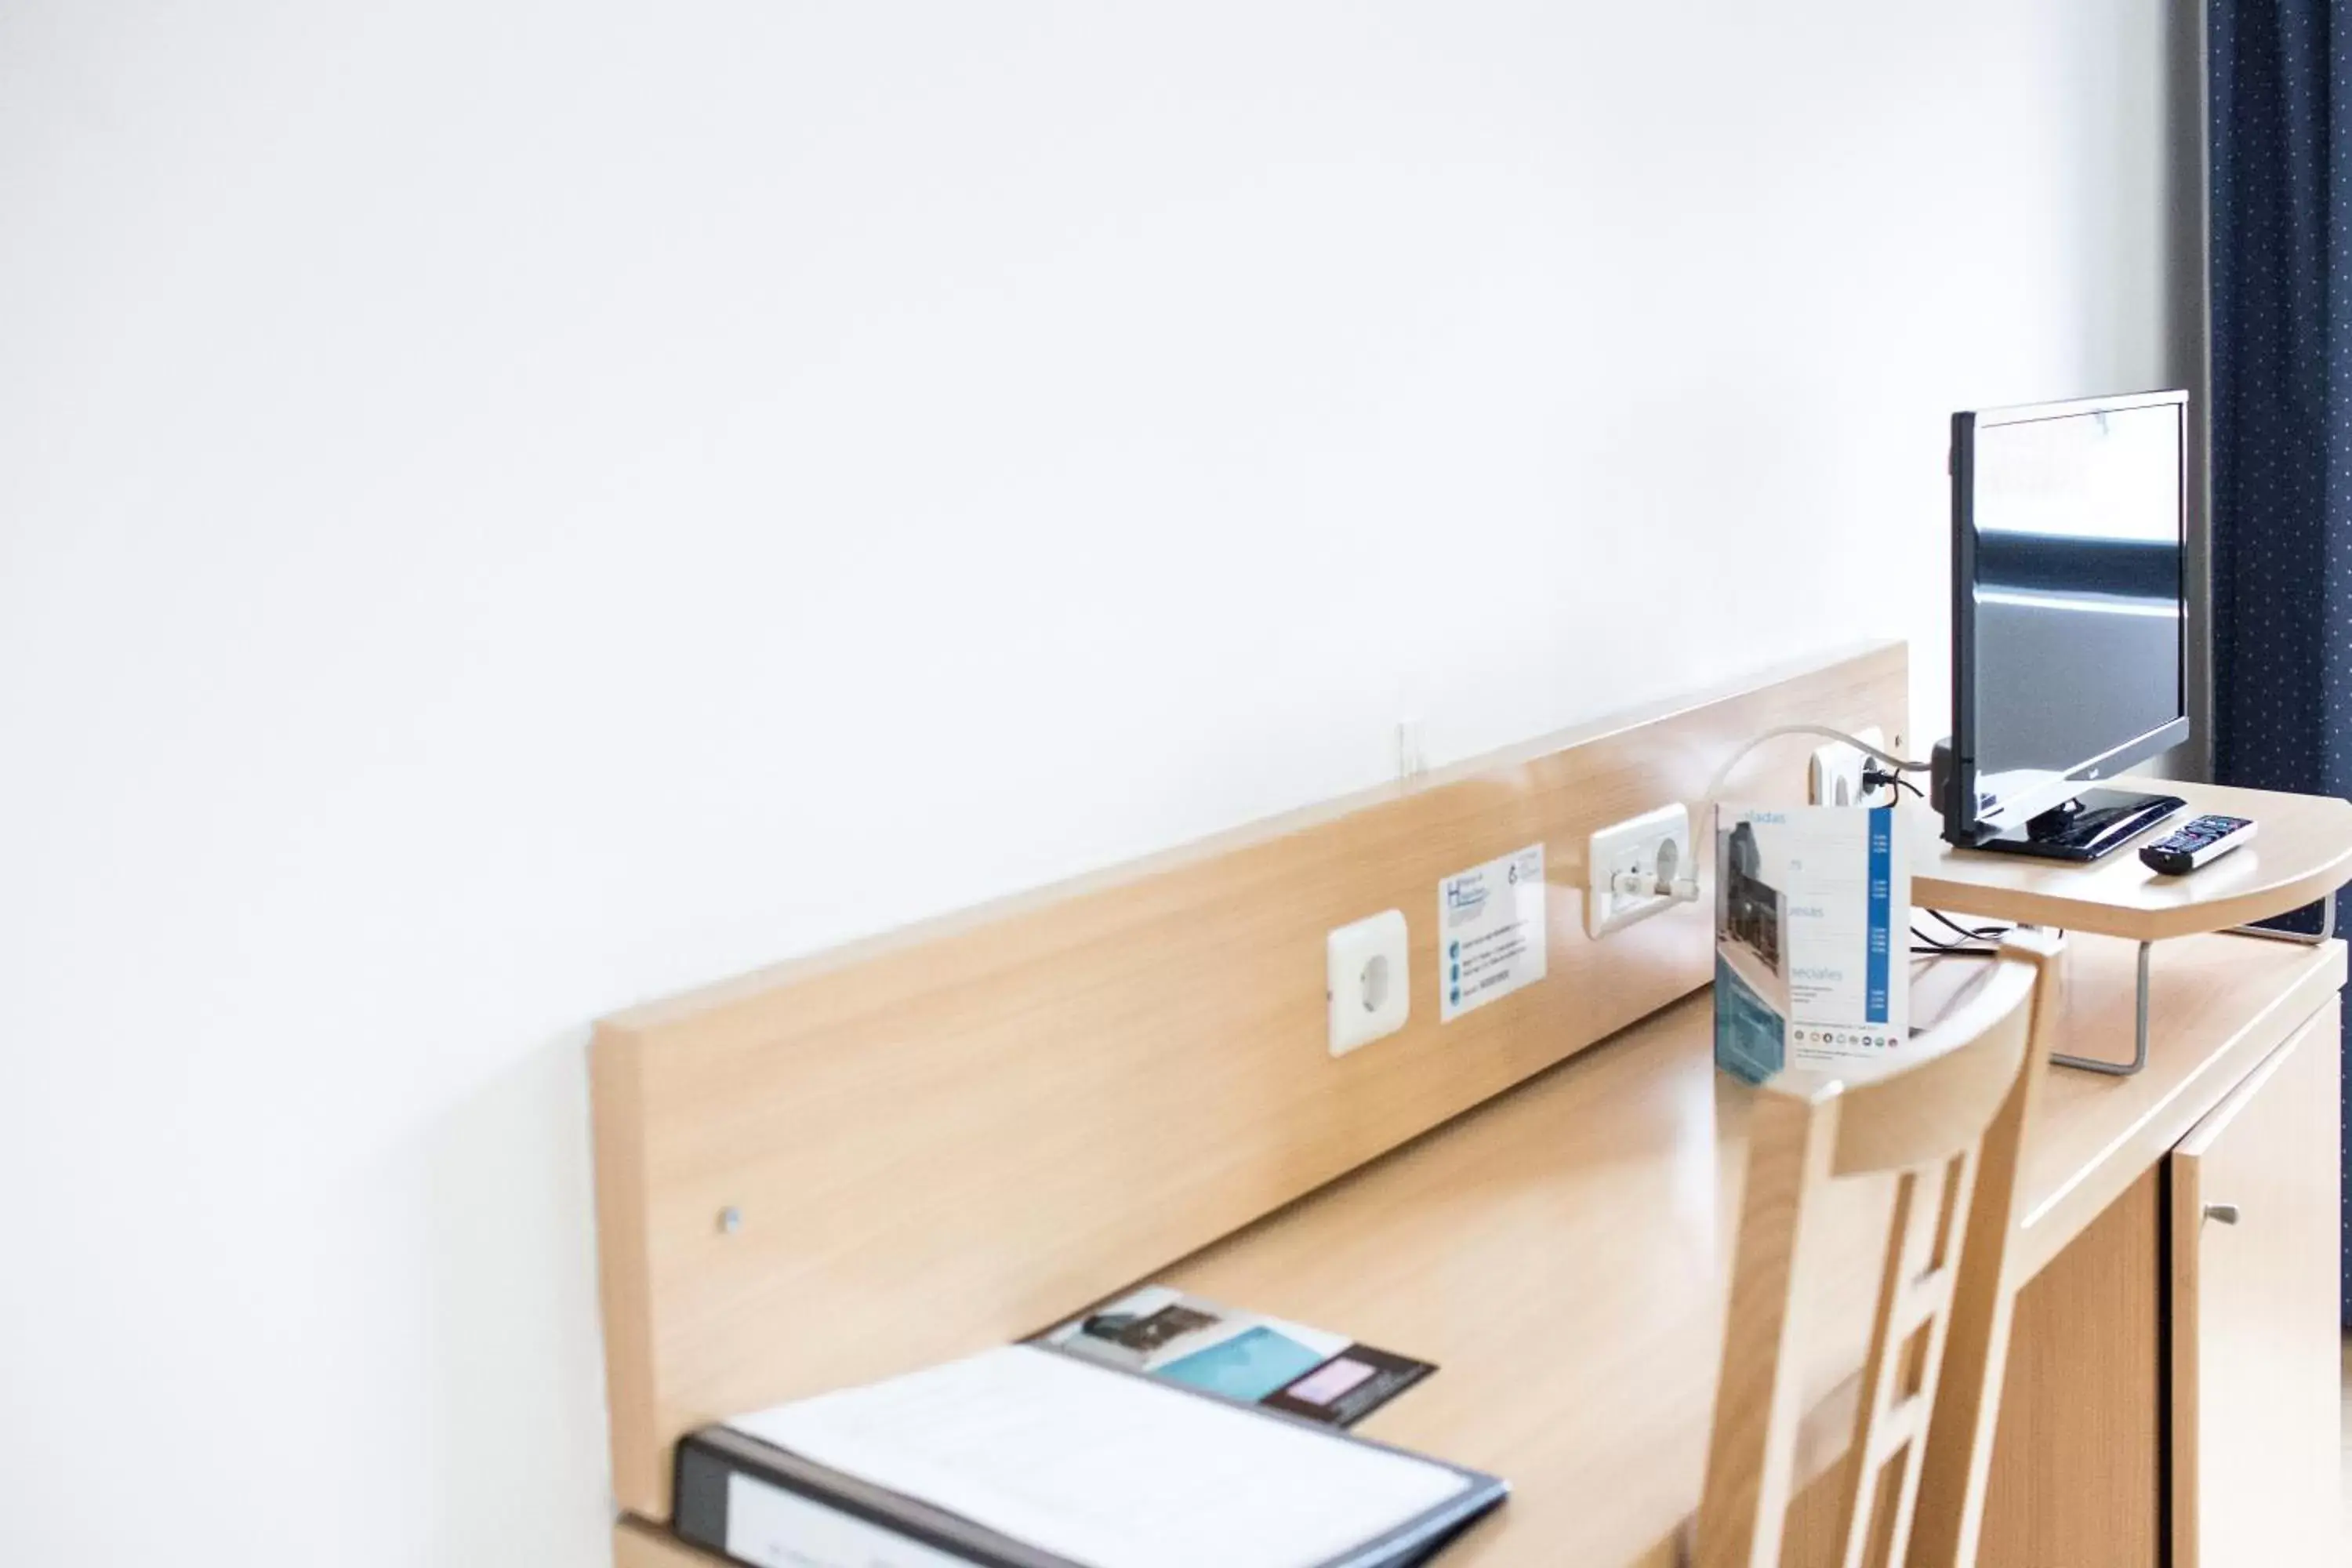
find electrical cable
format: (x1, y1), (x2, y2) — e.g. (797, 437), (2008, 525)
(1911, 909), (2059, 957)
(1701, 724), (1931, 806)
(1698, 726), (2033, 960)
(1927, 908), (2009, 942)
(1911, 908), (2008, 955)
(1653, 724), (1936, 906)
(1865, 765), (1927, 803)
(1910, 926), (1998, 954)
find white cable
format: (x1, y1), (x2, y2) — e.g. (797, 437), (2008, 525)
(1700, 723), (1931, 807)
(1602, 724), (1924, 916)
(1650, 725), (1926, 906)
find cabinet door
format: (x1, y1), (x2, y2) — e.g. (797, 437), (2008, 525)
(2169, 1007), (2341, 1568)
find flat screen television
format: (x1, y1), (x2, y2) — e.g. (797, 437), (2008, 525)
(1945, 390), (2190, 860)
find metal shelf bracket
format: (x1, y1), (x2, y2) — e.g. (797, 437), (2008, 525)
(2045, 898), (2336, 1078)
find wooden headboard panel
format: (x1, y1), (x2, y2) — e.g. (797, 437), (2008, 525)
(591, 641), (1907, 1520)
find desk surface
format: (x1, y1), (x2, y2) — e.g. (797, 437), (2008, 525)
(1158, 931), (2345, 1567)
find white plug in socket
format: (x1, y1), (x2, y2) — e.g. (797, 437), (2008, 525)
(1585, 804), (1695, 938)
(1806, 726), (1887, 807)
(1327, 909), (1410, 1057)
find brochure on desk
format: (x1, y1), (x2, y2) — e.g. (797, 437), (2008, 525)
(1714, 803), (1910, 1084)
(1035, 1284), (1436, 1429)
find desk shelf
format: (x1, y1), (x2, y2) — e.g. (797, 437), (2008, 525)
(1910, 780), (2352, 1073)
(1911, 779), (2352, 942)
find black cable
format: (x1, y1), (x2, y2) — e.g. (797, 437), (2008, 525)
(1927, 907), (2009, 942)
(1860, 764), (1928, 803)
(1911, 911), (2008, 953)
(1911, 929), (1993, 953)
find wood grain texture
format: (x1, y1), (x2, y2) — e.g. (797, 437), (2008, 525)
(591, 644), (1910, 1518)
(1782, 1460), (1855, 1566)
(598, 935), (2342, 1566)
(1695, 1083), (1840, 1568)
(2169, 1010), (2343, 1568)
(2009, 931), (2345, 1283)
(1911, 779), (2352, 941)
(1973, 1168), (2162, 1568)
(1820, 937), (2047, 1180)
(1697, 941), (2049, 1568)
(1123, 933), (2341, 1567)
(1904, 933), (2065, 1568)
(615, 1518), (724, 1568)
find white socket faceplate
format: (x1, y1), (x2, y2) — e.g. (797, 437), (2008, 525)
(1327, 908), (1410, 1057)
(1806, 725), (1888, 808)
(1584, 804), (1694, 938)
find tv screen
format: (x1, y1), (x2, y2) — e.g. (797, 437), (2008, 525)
(1952, 392), (2188, 837)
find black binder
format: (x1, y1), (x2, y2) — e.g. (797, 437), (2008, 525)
(672, 1368), (1508, 1568)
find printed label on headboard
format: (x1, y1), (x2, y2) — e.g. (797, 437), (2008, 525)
(1437, 844), (1547, 1022)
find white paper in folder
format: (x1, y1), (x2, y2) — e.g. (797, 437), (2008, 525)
(726, 1345), (1474, 1568)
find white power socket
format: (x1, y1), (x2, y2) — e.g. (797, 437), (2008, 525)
(1807, 725), (1888, 808)
(1584, 804), (1694, 938)
(1327, 909), (1410, 1056)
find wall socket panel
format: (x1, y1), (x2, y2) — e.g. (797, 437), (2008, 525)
(1807, 726), (1887, 808)
(1584, 804), (1693, 938)
(1327, 909), (1410, 1056)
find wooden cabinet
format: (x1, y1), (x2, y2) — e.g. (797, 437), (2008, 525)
(1962, 1005), (2342, 1568)
(2169, 1010), (2343, 1568)
(1973, 1170), (2162, 1567)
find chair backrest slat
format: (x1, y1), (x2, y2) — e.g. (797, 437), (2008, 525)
(1696, 930), (2062, 1568)
(1830, 964), (2039, 1178)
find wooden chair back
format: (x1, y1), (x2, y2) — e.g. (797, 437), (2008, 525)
(1695, 929), (2064, 1568)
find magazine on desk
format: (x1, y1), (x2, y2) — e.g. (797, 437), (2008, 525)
(671, 1292), (1499, 1568)
(1713, 802), (1911, 1085)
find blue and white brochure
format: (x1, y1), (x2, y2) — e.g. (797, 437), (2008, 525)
(1712, 803), (1909, 1084)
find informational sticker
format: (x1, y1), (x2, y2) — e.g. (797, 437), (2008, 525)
(1437, 843), (1548, 1022)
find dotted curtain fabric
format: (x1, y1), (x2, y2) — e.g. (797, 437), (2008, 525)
(2208, 0), (2352, 1324)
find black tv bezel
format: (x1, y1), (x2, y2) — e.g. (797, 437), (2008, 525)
(1945, 389), (2192, 848)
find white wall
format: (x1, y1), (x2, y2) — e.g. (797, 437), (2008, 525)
(0, 5), (2186, 1563)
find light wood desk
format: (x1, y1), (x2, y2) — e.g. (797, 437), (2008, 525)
(593, 652), (2348, 1568)
(615, 928), (2343, 1568)
(1157, 931), (2342, 1566)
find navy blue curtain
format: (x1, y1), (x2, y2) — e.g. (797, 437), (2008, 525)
(2208, 1), (2352, 1323)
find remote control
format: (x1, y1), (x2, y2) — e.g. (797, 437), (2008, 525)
(2139, 814), (2256, 875)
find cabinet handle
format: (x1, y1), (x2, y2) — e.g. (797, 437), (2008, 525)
(2203, 1202), (2241, 1225)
